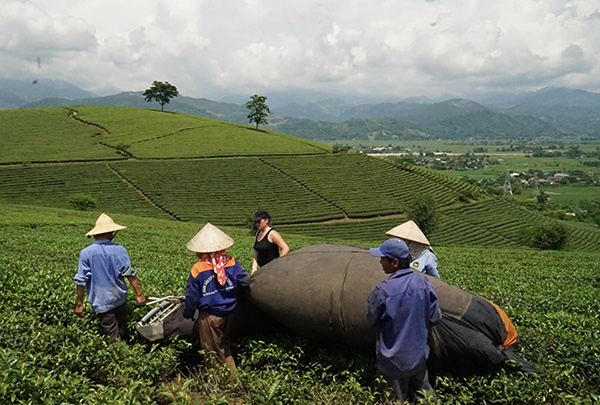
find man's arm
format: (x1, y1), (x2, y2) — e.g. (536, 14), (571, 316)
(126, 275), (146, 305)
(75, 285), (86, 318)
(366, 289), (384, 327)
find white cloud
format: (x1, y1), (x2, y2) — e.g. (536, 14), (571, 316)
(0, 0), (599, 100)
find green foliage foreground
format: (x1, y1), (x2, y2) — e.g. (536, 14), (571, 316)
(1, 204), (599, 404)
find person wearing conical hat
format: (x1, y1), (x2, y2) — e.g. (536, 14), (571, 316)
(74, 213), (146, 341)
(182, 223), (250, 373)
(386, 220), (440, 279)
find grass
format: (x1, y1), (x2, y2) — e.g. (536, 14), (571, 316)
(446, 156), (600, 181)
(512, 184), (600, 207)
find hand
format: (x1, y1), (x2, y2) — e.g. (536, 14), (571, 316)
(75, 303), (85, 318)
(136, 295), (147, 306)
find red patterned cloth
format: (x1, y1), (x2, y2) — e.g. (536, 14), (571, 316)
(198, 250), (231, 286)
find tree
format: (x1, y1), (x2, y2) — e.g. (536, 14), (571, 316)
(332, 144), (351, 154)
(246, 94), (270, 129)
(406, 193), (438, 235)
(143, 81), (179, 111)
(69, 193), (96, 211)
(531, 221), (569, 250)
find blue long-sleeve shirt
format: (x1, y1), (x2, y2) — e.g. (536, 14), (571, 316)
(410, 248), (440, 279)
(367, 268), (441, 379)
(183, 258), (250, 318)
(74, 239), (136, 313)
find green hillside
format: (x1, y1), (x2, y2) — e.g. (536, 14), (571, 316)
(2, 106), (600, 250)
(0, 107), (330, 164)
(0, 108), (124, 163)
(72, 106), (331, 158)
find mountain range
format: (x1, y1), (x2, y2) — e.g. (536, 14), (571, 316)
(2, 78), (599, 140)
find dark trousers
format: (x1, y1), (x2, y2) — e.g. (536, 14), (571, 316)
(388, 368), (434, 403)
(198, 311), (236, 373)
(98, 302), (128, 341)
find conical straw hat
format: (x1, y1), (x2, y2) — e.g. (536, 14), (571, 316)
(385, 220), (430, 245)
(85, 213), (127, 237)
(186, 223), (234, 253)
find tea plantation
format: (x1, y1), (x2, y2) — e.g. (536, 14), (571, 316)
(1, 107), (599, 403)
(1, 204), (598, 403)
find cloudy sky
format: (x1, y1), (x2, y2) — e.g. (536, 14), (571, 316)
(2, 0), (600, 102)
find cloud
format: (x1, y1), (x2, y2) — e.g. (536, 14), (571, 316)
(0, 1), (97, 57)
(0, 0), (598, 100)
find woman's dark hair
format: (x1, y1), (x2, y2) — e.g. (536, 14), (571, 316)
(253, 210), (271, 222)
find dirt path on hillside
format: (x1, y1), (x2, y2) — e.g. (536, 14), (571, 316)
(69, 110), (134, 159)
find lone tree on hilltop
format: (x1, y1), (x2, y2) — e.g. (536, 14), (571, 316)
(246, 94), (270, 129)
(143, 81), (179, 111)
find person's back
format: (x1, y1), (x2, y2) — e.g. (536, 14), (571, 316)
(184, 256), (249, 317)
(368, 266), (440, 379)
(77, 239), (131, 313)
(183, 222), (250, 373)
(74, 213), (146, 341)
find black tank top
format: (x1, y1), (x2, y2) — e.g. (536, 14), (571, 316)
(254, 229), (280, 267)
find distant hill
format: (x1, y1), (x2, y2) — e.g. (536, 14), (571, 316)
(22, 92), (249, 124)
(6, 78), (600, 140)
(505, 87), (600, 137)
(268, 99), (568, 140)
(0, 78), (94, 109)
(505, 87), (600, 109)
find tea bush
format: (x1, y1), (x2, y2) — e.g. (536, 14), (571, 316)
(69, 193), (97, 211)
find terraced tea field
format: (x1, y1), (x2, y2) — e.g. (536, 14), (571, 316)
(3, 106), (600, 250)
(109, 158), (345, 224)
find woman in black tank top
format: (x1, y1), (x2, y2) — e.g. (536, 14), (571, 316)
(251, 210), (289, 274)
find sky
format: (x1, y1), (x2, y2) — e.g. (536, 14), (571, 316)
(2, 0), (600, 102)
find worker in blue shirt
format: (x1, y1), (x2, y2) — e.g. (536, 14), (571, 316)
(74, 213), (146, 341)
(367, 238), (441, 403)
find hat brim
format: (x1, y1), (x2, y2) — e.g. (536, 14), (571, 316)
(186, 223), (234, 253)
(385, 220), (430, 245)
(369, 247), (386, 257)
(85, 224), (126, 237)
